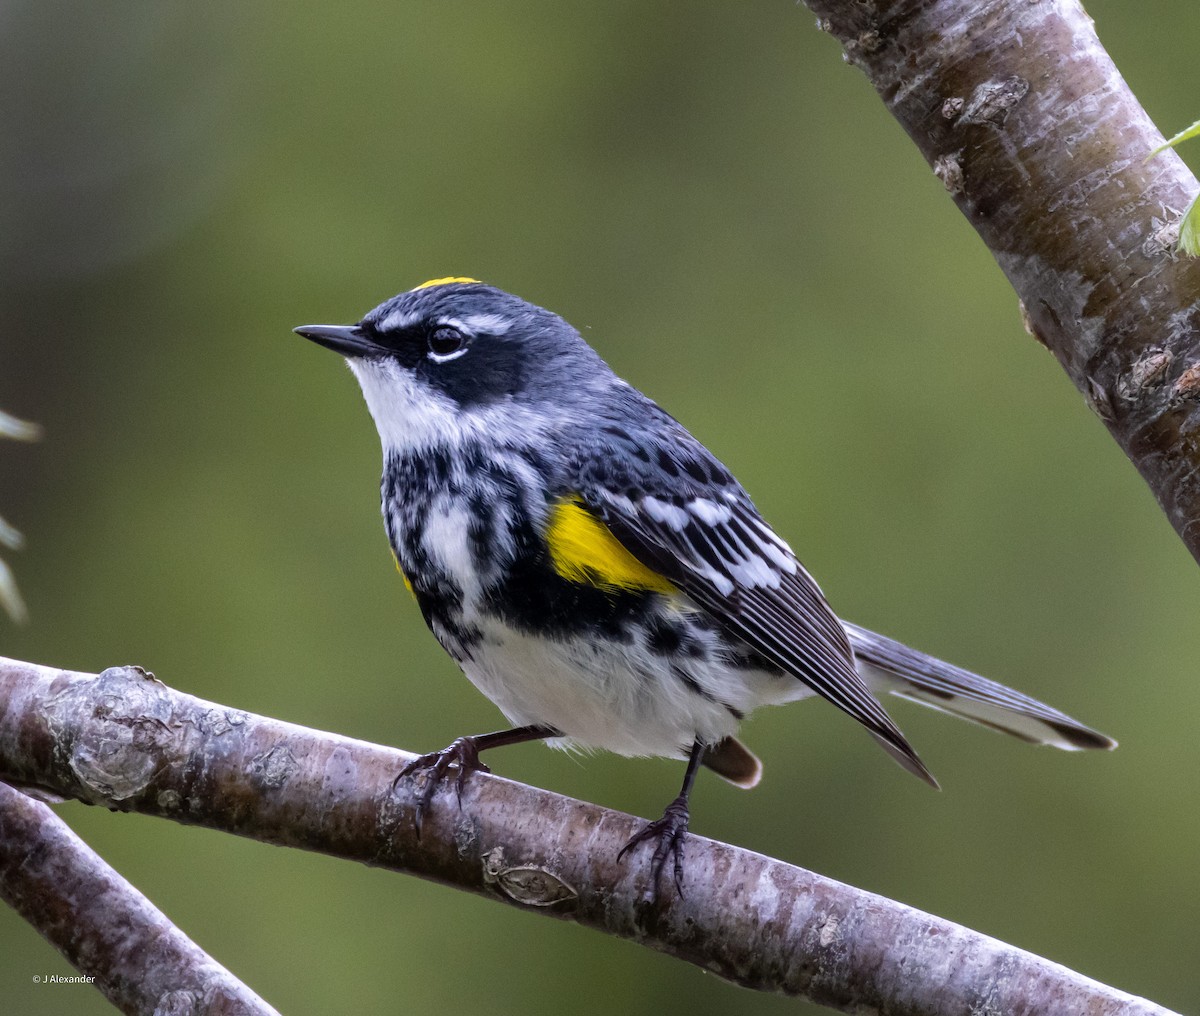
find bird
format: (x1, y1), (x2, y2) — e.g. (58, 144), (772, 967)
(295, 277), (1115, 894)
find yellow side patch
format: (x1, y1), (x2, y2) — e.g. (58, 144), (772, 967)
(392, 553), (415, 599)
(546, 497), (675, 595)
(413, 277), (481, 291)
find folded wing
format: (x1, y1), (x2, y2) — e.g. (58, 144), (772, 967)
(575, 434), (938, 787)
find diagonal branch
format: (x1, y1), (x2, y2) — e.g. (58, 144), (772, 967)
(804, 0), (1200, 562)
(0, 779), (279, 1015)
(0, 657), (1175, 1015)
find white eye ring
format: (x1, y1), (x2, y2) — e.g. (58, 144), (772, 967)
(427, 345), (469, 364)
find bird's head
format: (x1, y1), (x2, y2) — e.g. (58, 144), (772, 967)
(295, 278), (610, 453)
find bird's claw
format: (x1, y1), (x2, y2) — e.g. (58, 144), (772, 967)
(617, 794), (690, 899)
(394, 737), (491, 836)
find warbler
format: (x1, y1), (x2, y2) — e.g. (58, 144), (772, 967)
(296, 278), (1114, 892)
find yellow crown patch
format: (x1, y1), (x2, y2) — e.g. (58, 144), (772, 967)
(413, 277), (481, 291)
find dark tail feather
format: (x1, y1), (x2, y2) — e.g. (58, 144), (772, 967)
(700, 737), (763, 788)
(844, 622), (1116, 751)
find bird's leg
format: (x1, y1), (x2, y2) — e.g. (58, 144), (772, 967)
(396, 724), (558, 835)
(617, 739), (705, 898)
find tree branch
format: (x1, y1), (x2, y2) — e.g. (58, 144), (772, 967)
(0, 657), (1174, 1015)
(804, 0), (1200, 562)
(0, 779), (279, 1015)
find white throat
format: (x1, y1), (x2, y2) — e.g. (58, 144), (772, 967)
(347, 358), (462, 455)
(346, 357), (565, 460)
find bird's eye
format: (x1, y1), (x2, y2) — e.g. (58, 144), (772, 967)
(427, 326), (467, 361)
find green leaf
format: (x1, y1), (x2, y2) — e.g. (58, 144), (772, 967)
(1149, 118), (1200, 158)
(1179, 192), (1200, 257)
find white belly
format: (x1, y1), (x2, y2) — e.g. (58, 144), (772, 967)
(460, 613), (809, 760)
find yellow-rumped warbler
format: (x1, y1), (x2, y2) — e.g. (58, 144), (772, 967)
(296, 278), (1114, 891)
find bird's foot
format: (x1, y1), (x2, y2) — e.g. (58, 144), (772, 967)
(395, 737), (491, 836)
(617, 793), (690, 899)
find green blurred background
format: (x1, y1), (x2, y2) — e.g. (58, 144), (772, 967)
(2, 1), (1198, 1013)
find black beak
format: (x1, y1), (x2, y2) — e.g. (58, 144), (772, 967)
(293, 324), (383, 358)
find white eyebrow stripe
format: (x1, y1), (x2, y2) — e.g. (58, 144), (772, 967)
(378, 309), (421, 331)
(438, 314), (512, 336)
